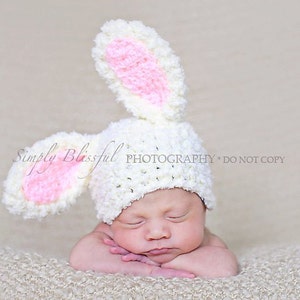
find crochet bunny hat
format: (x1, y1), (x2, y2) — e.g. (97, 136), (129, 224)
(2, 20), (215, 224)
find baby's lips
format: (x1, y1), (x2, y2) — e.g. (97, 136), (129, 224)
(147, 248), (171, 255)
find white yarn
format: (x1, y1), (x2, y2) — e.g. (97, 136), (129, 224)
(89, 119), (215, 224)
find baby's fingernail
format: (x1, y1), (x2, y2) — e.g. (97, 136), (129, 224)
(104, 238), (114, 246)
(110, 247), (117, 253)
(122, 254), (131, 261)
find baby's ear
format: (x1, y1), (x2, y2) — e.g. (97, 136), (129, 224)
(92, 19), (187, 123)
(2, 132), (97, 219)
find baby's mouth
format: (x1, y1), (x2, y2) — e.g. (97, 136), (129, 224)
(146, 248), (171, 255)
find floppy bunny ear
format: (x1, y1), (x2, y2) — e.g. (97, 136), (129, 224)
(92, 19), (187, 123)
(2, 132), (97, 219)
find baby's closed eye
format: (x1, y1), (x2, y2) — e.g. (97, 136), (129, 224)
(119, 217), (145, 227)
(126, 220), (144, 226)
(165, 211), (189, 222)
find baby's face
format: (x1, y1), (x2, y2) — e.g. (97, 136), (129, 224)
(111, 188), (206, 264)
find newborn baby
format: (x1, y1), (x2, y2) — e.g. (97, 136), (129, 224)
(70, 188), (238, 278)
(67, 21), (238, 278)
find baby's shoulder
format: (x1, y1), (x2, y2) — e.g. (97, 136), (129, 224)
(202, 227), (228, 248)
(93, 222), (113, 239)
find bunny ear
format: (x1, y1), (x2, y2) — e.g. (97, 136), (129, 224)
(2, 132), (97, 219)
(92, 19), (187, 123)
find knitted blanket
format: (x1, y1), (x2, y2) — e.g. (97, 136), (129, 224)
(0, 245), (299, 300)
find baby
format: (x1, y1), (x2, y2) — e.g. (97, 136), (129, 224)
(2, 20), (238, 280)
(70, 188), (238, 278)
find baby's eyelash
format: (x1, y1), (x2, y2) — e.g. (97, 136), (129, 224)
(167, 211), (188, 220)
(169, 216), (184, 221)
(126, 220), (144, 226)
(168, 215), (183, 219)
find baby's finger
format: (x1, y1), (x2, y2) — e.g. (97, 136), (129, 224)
(123, 254), (160, 266)
(151, 267), (195, 279)
(103, 238), (117, 247)
(121, 253), (140, 262)
(110, 246), (130, 255)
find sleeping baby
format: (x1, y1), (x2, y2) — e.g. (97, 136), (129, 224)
(70, 188), (238, 278)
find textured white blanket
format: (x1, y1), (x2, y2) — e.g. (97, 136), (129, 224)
(1, 245), (299, 299)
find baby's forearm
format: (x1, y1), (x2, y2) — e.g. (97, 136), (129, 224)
(70, 231), (125, 273)
(70, 231), (152, 275)
(162, 246), (238, 279)
(69, 231), (194, 278)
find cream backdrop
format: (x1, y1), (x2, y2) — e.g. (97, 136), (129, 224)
(0, 0), (299, 260)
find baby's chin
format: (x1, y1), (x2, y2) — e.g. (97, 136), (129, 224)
(145, 252), (178, 265)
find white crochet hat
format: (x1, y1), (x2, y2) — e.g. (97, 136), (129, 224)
(2, 19), (215, 223)
(90, 118), (214, 224)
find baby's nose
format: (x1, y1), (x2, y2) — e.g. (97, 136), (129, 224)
(145, 220), (171, 240)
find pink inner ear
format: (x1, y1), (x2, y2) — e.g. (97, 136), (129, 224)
(105, 38), (170, 106)
(22, 152), (83, 204)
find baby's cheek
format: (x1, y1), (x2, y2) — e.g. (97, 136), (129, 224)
(113, 230), (127, 245)
(114, 229), (142, 253)
(178, 225), (204, 251)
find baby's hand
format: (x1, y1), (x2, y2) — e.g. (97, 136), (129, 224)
(103, 238), (159, 266)
(103, 237), (195, 278)
(71, 232), (194, 279)
(162, 246), (238, 279)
